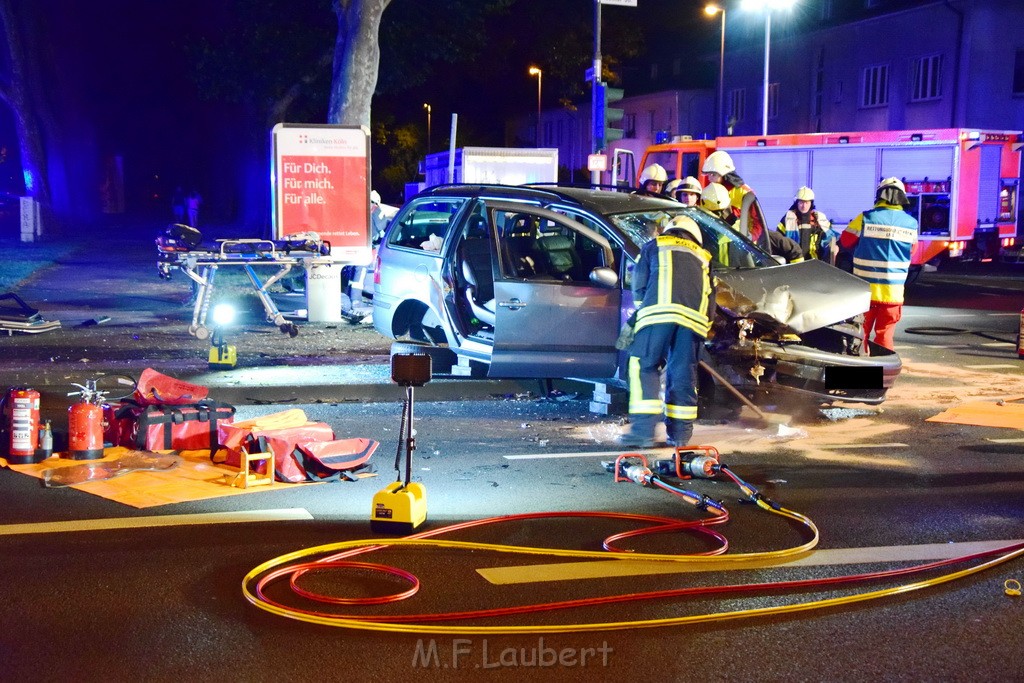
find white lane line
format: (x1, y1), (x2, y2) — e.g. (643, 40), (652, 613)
(0, 508), (313, 536)
(815, 443), (907, 449)
(504, 443), (908, 461)
(982, 342), (1016, 347)
(986, 437), (1024, 444)
(988, 313), (1020, 317)
(503, 450), (665, 460)
(968, 364), (1021, 370)
(477, 539), (1024, 585)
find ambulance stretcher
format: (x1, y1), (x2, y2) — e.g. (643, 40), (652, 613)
(156, 224), (330, 340)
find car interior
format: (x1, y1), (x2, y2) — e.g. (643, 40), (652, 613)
(458, 214), (496, 326)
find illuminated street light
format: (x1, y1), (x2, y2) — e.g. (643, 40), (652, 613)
(704, 4), (726, 137)
(742, 0), (796, 136)
(528, 66), (542, 147)
(423, 103), (432, 154)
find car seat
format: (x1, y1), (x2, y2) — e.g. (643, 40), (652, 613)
(533, 233), (582, 281)
(459, 216), (496, 326)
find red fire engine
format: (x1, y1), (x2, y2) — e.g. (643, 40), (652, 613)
(639, 128), (1022, 266)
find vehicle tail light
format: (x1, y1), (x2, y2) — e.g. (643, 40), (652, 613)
(373, 254), (381, 285)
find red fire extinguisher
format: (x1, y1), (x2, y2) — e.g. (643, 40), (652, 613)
(3, 386), (41, 464)
(67, 380), (106, 460)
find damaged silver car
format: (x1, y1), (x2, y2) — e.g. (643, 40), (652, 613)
(372, 185), (901, 407)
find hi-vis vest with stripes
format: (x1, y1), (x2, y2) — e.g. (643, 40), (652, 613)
(847, 204), (918, 304)
(632, 234), (714, 338)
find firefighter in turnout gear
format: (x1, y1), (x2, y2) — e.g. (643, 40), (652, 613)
(664, 176), (703, 206)
(701, 150), (769, 251)
(636, 163), (668, 197)
(703, 183), (803, 265)
(777, 186), (834, 262)
(840, 177), (919, 351)
(622, 214), (715, 448)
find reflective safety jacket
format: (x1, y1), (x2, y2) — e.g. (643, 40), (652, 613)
(725, 182), (769, 252)
(777, 210), (833, 261)
(632, 233), (715, 338)
(843, 202), (919, 304)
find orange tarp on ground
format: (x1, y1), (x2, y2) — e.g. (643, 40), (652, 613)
(5, 447), (314, 509)
(926, 399), (1024, 430)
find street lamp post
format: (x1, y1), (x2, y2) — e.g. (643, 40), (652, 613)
(529, 67), (542, 147)
(423, 103), (432, 154)
(742, 0), (796, 136)
(704, 4), (726, 138)
(761, 10), (771, 136)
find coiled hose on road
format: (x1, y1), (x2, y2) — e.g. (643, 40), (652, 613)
(242, 461), (1024, 633)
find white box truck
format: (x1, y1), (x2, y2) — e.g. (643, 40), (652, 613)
(416, 147), (559, 197)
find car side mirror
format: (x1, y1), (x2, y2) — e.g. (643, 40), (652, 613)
(589, 266), (618, 288)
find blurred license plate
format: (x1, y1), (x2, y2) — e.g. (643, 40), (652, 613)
(825, 366), (883, 390)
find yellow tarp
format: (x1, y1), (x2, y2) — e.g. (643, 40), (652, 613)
(926, 399), (1024, 430)
(5, 447), (313, 509)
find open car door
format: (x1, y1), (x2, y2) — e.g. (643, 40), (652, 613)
(482, 202), (621, 379)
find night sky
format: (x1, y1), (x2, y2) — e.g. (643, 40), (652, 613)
(18, 0), (719, 228)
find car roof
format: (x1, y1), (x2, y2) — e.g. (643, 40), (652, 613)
(419, 183), (681, 216)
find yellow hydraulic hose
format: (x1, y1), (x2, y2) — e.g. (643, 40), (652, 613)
(242, 492), (1023, 634)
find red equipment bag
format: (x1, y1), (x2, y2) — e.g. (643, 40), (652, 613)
(114, 400), (235, 455)
(132, 368), (209, 406)
(218, 422), (376, 483)
(296, 438), (378, 481)
(219, 422), (335, 483)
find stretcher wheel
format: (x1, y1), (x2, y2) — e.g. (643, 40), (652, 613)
(281, 323), (299, 338)
(194, 326), (211, 341)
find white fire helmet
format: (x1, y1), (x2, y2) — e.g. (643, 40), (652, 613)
(795, 186), (815, 201)
(664, 215), (702, 245)
(700, 183), (732, 212)
(680, 176), (703, 195)
(701, 150), (736, 176)
(639, 163), (668, 185)
(877, 177), (906, 193)
(370, 190), (382, 205)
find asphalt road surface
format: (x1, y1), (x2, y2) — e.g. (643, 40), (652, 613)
(1, 249), (1023, 680)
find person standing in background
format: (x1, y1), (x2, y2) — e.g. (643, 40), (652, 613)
(840, 177), (919, 351)
(701, 150), (769, 252)
(777, 186), (834, 263)
(664, 176), (703, 206)
(187, 190), (202, 227)
(171, 186), (186, 224)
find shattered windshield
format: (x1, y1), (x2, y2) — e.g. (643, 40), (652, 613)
(608, 206), (777, 271)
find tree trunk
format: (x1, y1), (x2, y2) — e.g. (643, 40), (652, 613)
(0, 0), (53, 234)
(328, 0), (392, 127)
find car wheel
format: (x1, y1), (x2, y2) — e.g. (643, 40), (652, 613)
(390, 341), (456, 375)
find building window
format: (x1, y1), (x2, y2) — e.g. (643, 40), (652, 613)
(812, 50), (825, 117)
(1014, 49), (1024, 95)
(861, 64), (889, 107)
(728, 88), (745, 123)
(767, 82), (780, 120)
(911, 54), (942, 101)
(623, 113), (636, 138)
